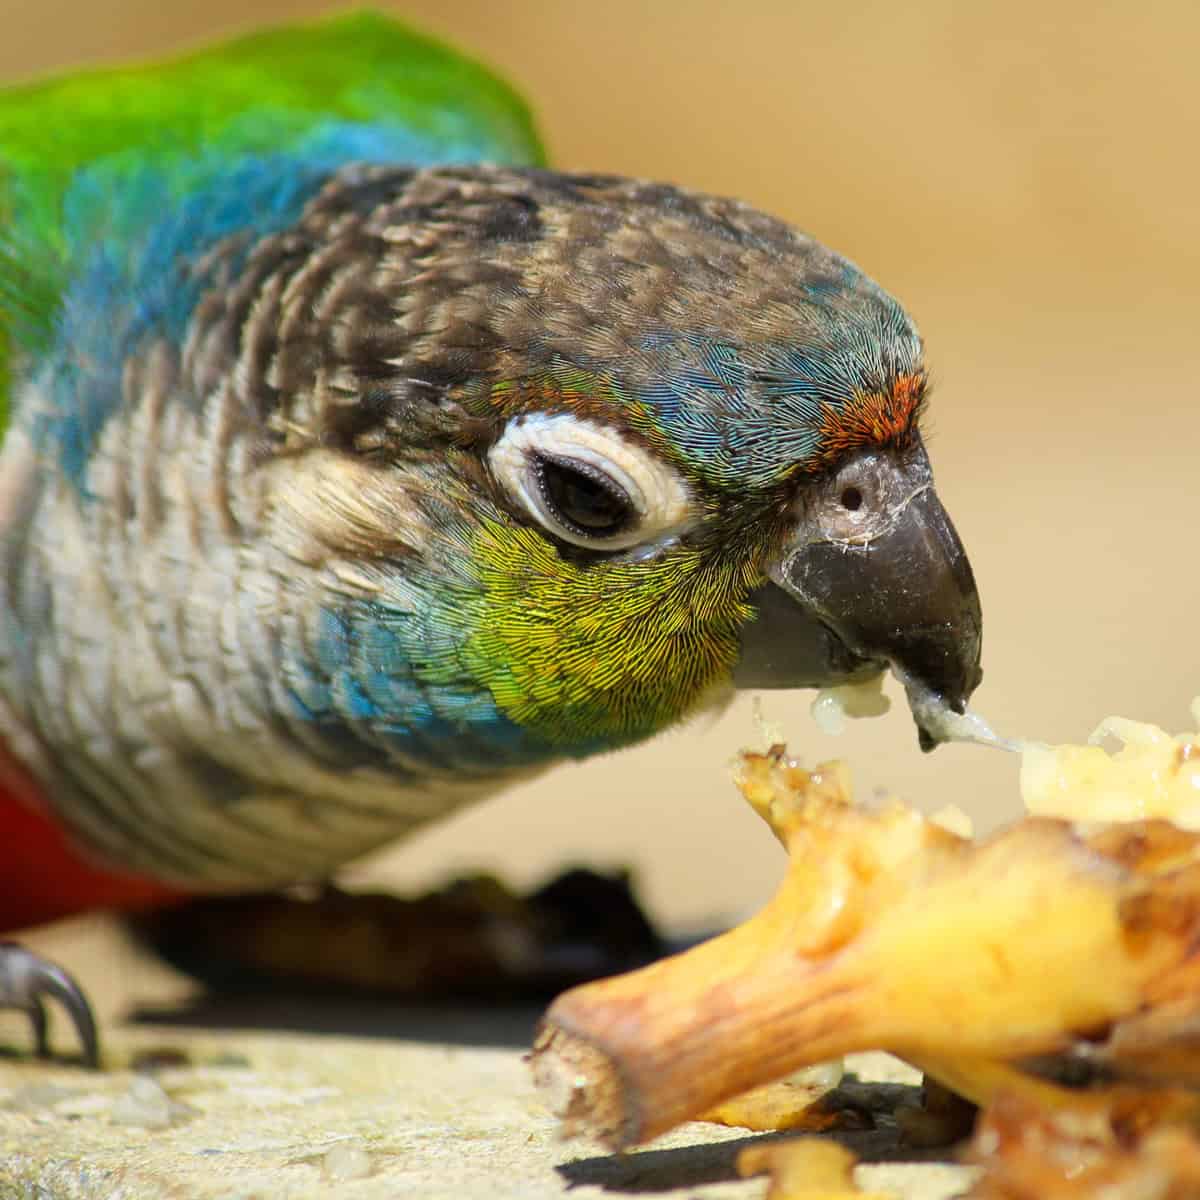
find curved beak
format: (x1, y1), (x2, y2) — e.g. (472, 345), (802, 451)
(734, 444), (982, 749)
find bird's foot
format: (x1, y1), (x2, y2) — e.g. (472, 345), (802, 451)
(128, 868), (665, 1002)
(0, 941), (99, 1067)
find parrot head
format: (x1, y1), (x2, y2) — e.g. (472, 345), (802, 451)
(266, 166), (981, 761)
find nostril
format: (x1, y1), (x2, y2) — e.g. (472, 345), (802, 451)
(840, 486), (863, 512)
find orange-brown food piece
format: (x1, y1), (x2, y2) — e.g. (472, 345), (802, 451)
(965, 1092), (1200, 1199)
(532, 746), (1200, 1149)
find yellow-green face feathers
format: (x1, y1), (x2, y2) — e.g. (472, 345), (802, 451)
(463, 515), (763, 750)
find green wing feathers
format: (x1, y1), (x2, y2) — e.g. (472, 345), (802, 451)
(0, 10), (545, 430)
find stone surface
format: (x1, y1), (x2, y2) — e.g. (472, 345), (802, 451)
(0, 1016), (976, 1200)
(0, 920), (978, 1197)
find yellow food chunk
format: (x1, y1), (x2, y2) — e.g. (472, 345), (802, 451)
(739, 1139), (891, 1200)
(1021, 699), (1200, 827)
(810, 675), (891, 735)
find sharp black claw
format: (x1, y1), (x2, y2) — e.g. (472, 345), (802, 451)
(29, 994), (49, 1058)
(0, 941), (100, 1068)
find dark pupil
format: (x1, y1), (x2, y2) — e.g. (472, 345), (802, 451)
(536, 456), (633, 537)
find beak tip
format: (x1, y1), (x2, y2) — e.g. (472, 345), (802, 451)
(911, 662), (985, 752)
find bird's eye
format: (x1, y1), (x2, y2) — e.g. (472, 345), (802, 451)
(533, 455), (634, 539)
(488, 413), (694, 552)
(840, 486), (864, 512)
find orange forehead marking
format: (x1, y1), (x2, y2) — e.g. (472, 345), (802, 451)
(814, 372), (925, 465)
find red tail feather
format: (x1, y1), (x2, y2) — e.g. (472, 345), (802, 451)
(0, 740), (188, 932)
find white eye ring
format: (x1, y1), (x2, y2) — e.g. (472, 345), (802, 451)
(488, 414), (694, 551)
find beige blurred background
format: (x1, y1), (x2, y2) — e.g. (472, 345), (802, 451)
(1, 1), (1196, 1020)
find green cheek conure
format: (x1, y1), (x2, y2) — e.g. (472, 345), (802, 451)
(0, 13), (983, 1061)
